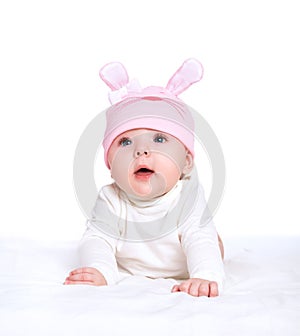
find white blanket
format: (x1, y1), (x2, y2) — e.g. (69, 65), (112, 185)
(1, 236), (299, 336)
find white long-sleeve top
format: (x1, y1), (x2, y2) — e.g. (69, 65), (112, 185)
(79, 170), (225, 289)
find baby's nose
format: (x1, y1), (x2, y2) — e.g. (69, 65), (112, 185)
(135, 149), (150, 158)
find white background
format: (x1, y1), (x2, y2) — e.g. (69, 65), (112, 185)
(0, 0), (299, 241)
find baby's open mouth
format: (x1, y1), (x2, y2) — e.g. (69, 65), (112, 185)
(134, 167), (154, 177)
(135, 168), (154, 175)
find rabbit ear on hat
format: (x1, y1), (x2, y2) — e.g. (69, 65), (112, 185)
(99, 62), (142, 104)
(166, 58), (204, 96)
(99, 62), (129, 91)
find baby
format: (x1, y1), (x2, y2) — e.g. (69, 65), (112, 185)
(64, 59), (225, 297)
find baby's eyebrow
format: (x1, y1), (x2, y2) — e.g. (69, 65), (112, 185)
(153, 132), (169, 138)
(154, 132), (167, 136)
(117, 136), (131, 144)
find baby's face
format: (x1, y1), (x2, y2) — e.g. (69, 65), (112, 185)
(107, 129), (193, 199)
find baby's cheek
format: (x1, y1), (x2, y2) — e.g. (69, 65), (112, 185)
(110, 150), (133, 189)
(156, 154), (181, 176)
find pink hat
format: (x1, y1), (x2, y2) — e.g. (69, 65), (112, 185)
(99, 59), (204, 168)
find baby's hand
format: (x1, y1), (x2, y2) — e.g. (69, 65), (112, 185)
(64, 267), (107, 286)
(171, 278), (219, 297)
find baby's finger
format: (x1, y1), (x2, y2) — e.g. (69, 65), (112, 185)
(69, 267), (96, 275)
(198, 282), (210, 297)
(171, 285), (180, 292)
(67, 272), (95, 282)
(189, 281), (201, 297)
(208, 282), (219, 297)
(179, 281), (192, 293)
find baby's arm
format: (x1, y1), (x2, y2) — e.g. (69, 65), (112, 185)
(176, 218), (225, 297)
(64, 228), (119, 286)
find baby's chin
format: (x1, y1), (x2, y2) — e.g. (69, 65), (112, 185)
(126, 185), (166, 201)
(132, 173), (172, 199)
(122, 177), (172, 201)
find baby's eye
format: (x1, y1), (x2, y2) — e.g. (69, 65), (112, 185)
(153, 134), (167, 143)
(119, 137), (132, 147)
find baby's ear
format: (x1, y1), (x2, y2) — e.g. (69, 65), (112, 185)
(182, 151), (194, 175)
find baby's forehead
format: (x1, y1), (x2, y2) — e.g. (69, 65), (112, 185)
(117, 128), (168, 138)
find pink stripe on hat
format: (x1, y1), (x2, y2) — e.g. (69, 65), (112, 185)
(99, 59), (204, 168)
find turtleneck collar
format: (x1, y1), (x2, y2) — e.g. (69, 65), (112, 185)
(117, 179), (184, 209)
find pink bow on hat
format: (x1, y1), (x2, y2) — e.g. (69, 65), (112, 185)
(99, 58), (204, 105)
